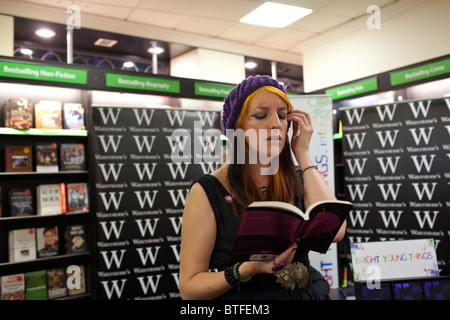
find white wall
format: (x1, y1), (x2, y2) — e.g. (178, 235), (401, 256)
(302, 0), (450, 92)
(0, 15), (14, 57)
(171, 48), (245, 84)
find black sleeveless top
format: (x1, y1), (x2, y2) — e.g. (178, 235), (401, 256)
(194, 174), (330, 300)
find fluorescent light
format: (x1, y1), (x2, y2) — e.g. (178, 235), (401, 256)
(123, 61), (135, 68)
(240, 2), (312, 28)
(20, 48), (33, 55)
(147, 47), (165, 55)
(35, 28), (56, 38)
(245, 61), (258, 69)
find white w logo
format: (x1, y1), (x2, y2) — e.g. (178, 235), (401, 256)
(197, 111), (217, 127)
(166, 110), (186, 126)
(375, 104), (397, 121)
(376, 156), (401, 174)
(375, 130), (399, 147)
(344, 108), (365, 124)
(133, 108), (155, 125)
(409, 100), (432, 118)
(98, 135), (123, 153)
(97, 107), (121, 125)
(345, 158), (367, 175)
(412, 182), (437, 200)
(409, 127), (434, 145)
(410, 155), (435, 173)
(345, 133), (366, 149)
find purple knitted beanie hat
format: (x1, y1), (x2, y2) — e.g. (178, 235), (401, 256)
(222, 75), (287, 131)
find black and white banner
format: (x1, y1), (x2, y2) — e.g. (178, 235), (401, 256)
(341, 98), (450, 275)
(90, 106), (221, 300)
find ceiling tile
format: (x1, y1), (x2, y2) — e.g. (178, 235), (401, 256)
(288, 12), (349, 33)
(76, 2), (133, 20)
(257, 29), (314, 48)
(127, 9), (186, 29)
(174, 16), (236, 37)
(137, 0), (205, 15)
(218, 23), (277, 45)
(320, 0), (395, 18)
(76, 0), (141, 7)
(193, 0), (260, 20)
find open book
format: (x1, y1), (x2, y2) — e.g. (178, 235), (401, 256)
(231, 200), (353, 262)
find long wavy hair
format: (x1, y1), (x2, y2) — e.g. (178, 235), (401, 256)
(226, 86), (303, 215)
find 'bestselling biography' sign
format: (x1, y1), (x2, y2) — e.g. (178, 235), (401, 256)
(90, 106), (221, 300)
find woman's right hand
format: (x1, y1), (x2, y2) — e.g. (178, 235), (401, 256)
(238, 244), (298, 278)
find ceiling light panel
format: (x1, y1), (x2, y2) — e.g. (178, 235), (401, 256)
(240, 2), (313, 28)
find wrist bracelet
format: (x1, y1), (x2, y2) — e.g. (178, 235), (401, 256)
(300, 165), (317, 177)
(224, 262), (252, 290)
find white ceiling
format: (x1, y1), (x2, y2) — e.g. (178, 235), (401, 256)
(3, 0), (412, 65)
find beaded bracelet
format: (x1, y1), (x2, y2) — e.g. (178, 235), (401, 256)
(224, 262), (252, 290)
(298, 165), (317, 184)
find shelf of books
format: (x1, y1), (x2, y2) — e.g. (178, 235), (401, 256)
(0, 77), (91, 300)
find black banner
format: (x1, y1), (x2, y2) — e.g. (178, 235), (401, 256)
(340, 98), (450, 275)
(91, 106), (221, 299)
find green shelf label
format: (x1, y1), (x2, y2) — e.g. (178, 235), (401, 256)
(326, 77), (378, 100)
(390, 58), (450, 86)
(105, 73), (180, 93)
(194, 82), (233, 98)
(0, 60), (87, 85)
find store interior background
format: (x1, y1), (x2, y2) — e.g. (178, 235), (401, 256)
(0, 0), (449, 300)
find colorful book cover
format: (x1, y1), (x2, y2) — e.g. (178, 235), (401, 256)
(8, 228), (36, 262)
(35, 100), (62, 129)
(1, 274), (25, 300)
(4, 98), (33, 129)
(60, 143), (85, 171)
(36, 226), (59, 258)
(46, 268), (67, 299)
(66, 182), (89, 213)
(63, 103), (85, 130)
(8, 187), (34, 216)
(36, 183), (66, 215)
(25, 270), (48, 300)
(36, 143), (59, 172)
(64, 224), (88, 253)
(5, 145), (33, 172)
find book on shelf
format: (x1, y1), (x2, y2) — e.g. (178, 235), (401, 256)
(67, 265), (86, 296)
(231, 200), (353, 262)
(36, 183), (66, 216)
(4, 145), (33, 172)
(36, 226), (59, 258)
(25, 270), (48, 300)
(8, 228), (37, 262)
(1, 274), (25, 300)
(63, 103), (85, 130)
(64, 224), (88, 254)
(34, 100), (62, 129)
(46, 268), (67, 299)
(60, 143), (85, 171)
(36, 143), (59, 172)
(4, 98), (33, 129)
(66, 182), (89, 213)
(8, 187), (34, 216)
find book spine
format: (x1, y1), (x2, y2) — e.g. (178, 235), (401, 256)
(60, 183), (67, 214)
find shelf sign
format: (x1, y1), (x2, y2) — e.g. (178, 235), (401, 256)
(325, 77), (378, 100)
(390, 57), (450, 86)
(194, 82), (234, 98)
(0, 60), (87, 85)
(105, 73), (180, 93)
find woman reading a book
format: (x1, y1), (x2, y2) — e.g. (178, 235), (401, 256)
(179, 75), (346, 300)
